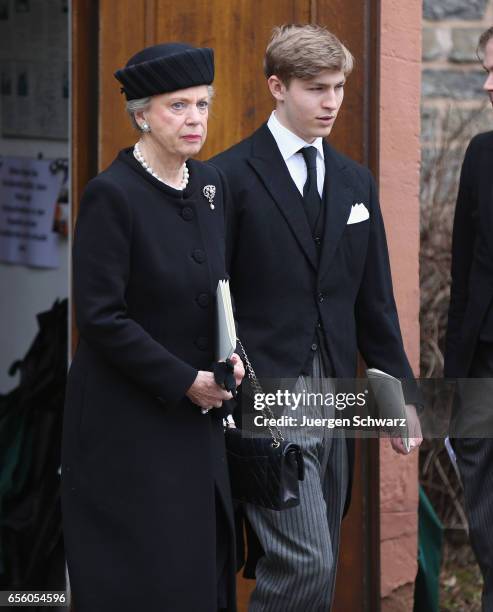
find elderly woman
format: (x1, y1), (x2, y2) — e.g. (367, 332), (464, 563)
(61, 43), (243, 612)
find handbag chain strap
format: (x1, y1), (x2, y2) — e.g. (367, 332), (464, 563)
(236, 338), (284, 446)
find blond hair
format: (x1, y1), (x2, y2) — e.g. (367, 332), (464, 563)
(264, 24), (354, 84)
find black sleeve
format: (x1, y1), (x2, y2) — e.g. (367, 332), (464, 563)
(210, 160), (242, 339)
(73, 178), (198, 402)
(354, 171), (419, 405)
(219, 167), (240, 277)
(444, 140), (477, 377)
(213, 164), (244, 408)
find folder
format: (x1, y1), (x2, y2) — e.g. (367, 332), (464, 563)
(216, 279), (236, 362)
(366, 367), (411, 453)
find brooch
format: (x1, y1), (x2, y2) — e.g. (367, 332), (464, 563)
(203, 185), (216, 210)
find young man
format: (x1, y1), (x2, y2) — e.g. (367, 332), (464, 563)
(212, 25), (421, 610)
(445, 27), (493, 612)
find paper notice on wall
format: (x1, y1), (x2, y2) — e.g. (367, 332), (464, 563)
(0, 156), (64, 268)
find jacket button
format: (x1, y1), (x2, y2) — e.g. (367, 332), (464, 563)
(197, 293), (210, 307)
(317, 321), (322, 329)
(181, 207), (194, 221)
(311, 343), (318, 351)
(318, 292), (325, 303)
(195, 336), (209, 350)
(314, 236), (322, 246)
(192, 249), (206, 263)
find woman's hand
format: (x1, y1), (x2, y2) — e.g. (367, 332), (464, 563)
(186, 371), (233, 410)
(230, 352), (245, 388)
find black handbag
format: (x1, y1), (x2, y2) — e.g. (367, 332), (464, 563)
(224, 340), (305, 511)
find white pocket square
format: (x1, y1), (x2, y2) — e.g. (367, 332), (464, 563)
(347, 202), (370, 224)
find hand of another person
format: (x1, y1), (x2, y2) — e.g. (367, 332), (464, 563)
(230, 352), (245, 388)
(390, 404), (423, 455)
(186, 371), (233, 410)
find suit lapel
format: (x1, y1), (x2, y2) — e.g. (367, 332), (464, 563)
(248, 125), (318, 270)
(318, 141), (354, 279)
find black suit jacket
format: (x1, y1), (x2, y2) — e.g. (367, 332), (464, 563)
(445, 131), (493, 378)
(212, 124), (414, 383)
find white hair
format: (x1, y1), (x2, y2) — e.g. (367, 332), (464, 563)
(125, 85), (215, 132)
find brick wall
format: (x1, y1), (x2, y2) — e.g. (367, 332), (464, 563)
(378, 1), (422, 609)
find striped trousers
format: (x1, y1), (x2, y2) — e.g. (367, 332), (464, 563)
(244, 353), (348, 612)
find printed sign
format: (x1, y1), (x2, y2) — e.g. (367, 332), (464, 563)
(0, 156), (64, 268)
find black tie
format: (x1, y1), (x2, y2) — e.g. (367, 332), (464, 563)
(300, 146), (321, 234)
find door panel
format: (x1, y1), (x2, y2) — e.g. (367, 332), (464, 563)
(98, 0), (374, 166)
(315, 0), (370, 164)
(154, 0), (310, 157)
(99, 0), (148, 170)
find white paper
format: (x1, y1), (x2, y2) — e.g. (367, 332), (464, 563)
(0, 156), (64, 268)
(216, 279), (236, 361)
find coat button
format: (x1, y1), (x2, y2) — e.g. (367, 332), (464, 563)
(197, 293), (210, 307)
(195, 336), (209, 350)
(318, 292), (325, 303)
(314, 236), (322, 246)
(317, 321), (322, 329)
(311, 343), (318, 351)
(181, 207), (194, 221)
(192, 249), (206, 263)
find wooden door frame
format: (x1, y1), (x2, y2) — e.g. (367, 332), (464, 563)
(71, 0), (98, 224)
(70, 0), (99, 353)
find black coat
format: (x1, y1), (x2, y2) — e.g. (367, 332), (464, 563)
(61, 149), (236, 612)
(211, 124), (415, 570)
(445, 131), (493, 377)
(212, 125), (414, 383)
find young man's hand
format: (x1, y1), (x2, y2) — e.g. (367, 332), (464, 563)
(390, 404), (423, 455)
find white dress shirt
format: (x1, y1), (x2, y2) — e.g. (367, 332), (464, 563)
(267, 111), (325, 197)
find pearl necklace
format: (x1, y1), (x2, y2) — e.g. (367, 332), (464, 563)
(133, 142), (189, 190)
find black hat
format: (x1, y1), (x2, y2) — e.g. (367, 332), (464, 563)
(114, 43), (214, 100)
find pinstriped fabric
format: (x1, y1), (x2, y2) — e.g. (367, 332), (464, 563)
(321, 435), (348, 606)
(244, 353), (348, 611)
(454, 341), (493, 612)
(456, 437), (493, 612)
